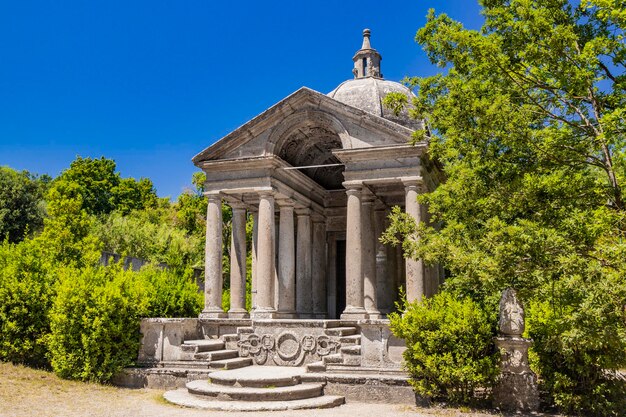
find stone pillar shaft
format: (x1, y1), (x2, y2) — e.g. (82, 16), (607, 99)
(277, 204), (296, 317)
(201, 193), (227, 318)
(342, 186), (367, 319)
(405, 183), (425, 303)
(296, 209), (312, 317)
(362, 196), (380, 318)
(311, 219), (327, 318)
(250, 211), (258, 310)
(252, 192), (276, 318)
(375, 208), (393, 314)
(229, 206), (248, 318)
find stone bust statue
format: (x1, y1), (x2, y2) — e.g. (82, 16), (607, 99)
(499, 288), (525, 336)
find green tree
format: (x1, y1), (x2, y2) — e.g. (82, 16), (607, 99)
(384, 1), (626, 414)
(56, 156), (120, 215)
(111, 177), (158, 215)
(0, 167), (45, 242)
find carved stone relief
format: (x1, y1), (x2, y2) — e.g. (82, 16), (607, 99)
(238, 331), (340, 366)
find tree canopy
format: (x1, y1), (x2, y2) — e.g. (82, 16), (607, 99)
(384, 0), (626, 414)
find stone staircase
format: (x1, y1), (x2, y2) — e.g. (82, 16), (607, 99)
(163, 366), (345, 411)
(179, 338), (252, 370)
(306, 323), (362, 372)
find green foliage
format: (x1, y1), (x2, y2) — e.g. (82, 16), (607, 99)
(139, 266), (203, 317)
(46, 264), (148, 382)
(389, 291), (498, 404)
(0, 167), (45, 242)
(39, 182), (101, 267)
(45, 263), (202, 382)
(93, 209), (204, 271)
(0, 239), (55, 368)
(53, 156), (158, 216)
(111, 177), (158, 215)
(386, 0), (626, 413)
(526, 268), (626, 416)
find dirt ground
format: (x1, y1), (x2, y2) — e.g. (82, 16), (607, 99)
(0, 362), (546, 417)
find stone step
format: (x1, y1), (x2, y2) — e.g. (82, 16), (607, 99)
(221, 334), (239, 342)
(209, 357), (252, 370)
(339, 334), (361, 345)
(194, 349), (238, 361)
(322, 354), (344, 364)
(158, 360), (211, 369)
(323, 320), (358, 329)
(305, 361), (326, 373)
(208, 365), (304, 388)
(182, 339), (225, 353)
(187, 380), (324, 402)
(164, 388), (344, 411)
(341, 345), (361, 355)
(237, 327), (254, 335)
(325, 327), (357, 336)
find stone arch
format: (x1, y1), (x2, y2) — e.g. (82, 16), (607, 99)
(266, 110), (351, 190)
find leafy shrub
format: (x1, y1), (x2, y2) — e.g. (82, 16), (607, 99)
(139, 265), (202, 318)
(46, 264), (148, 382)
(527, 295), (626, 416)
(0, 240), (55, 367)
(389, 291), (498, 404)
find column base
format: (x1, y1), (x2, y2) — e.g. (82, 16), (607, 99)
(199, 308), (228, 319)
(251, 308), (276, 319)
(340, 306), (368, 320)
(275, 311), (297, 319)
(228, 309), (250, 319)
(367, 310), (382, 320)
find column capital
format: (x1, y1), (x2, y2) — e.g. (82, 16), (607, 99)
(402, 178), (425, 192)
(295, 206), (311, 216)
(343, 181), (363, 193)
(257, 187), (277, 199)
(276, 198), (295, 209)
(206, 192), (222, 203)
(311, 213), (325, 224)
(228, 201), (247, 211)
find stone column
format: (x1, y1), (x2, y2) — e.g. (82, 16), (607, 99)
(296, 208), (313, 318)
(277, 202), (296, 318)
(252, 191), (276, 318)
(200, 193), (227, 318)
(311, 217), (327, 318)
(362, 192), (380, 319)
(341, 185), (367, 319)
(251, 211), (258, 311)
(228, 204), (248, 318)
(374, 207), (393, 315)
(404, 181), (425, 303)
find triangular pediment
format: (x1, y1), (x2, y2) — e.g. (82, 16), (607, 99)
(192, 87), (415, 166)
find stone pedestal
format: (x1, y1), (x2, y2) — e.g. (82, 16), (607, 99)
(493, 288), (539, 412)
(493, 337), (539, 412)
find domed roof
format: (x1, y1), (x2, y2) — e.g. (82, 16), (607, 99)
(327, 29), (423, 130)
(328, 77), (422, 130)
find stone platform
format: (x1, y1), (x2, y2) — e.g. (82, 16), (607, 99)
(163, 366), (345, 411)
(114, 317), (420, 405)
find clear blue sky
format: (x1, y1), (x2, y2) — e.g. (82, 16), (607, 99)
(0, 1), (483, 199)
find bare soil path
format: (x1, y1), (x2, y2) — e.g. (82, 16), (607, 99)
(0, 362), (541, 417)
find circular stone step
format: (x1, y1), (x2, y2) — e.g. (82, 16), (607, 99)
(164, 388), (345, 411)
(208, 365), (305, 387)
(187, 380), (324, 401)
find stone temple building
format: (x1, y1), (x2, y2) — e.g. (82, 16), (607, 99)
(123, 30), (443, 409)
(193, 28), (441, 321)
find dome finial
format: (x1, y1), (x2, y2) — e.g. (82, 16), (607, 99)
(362, 28), (372, 49)
(352, 28), (382, 79)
